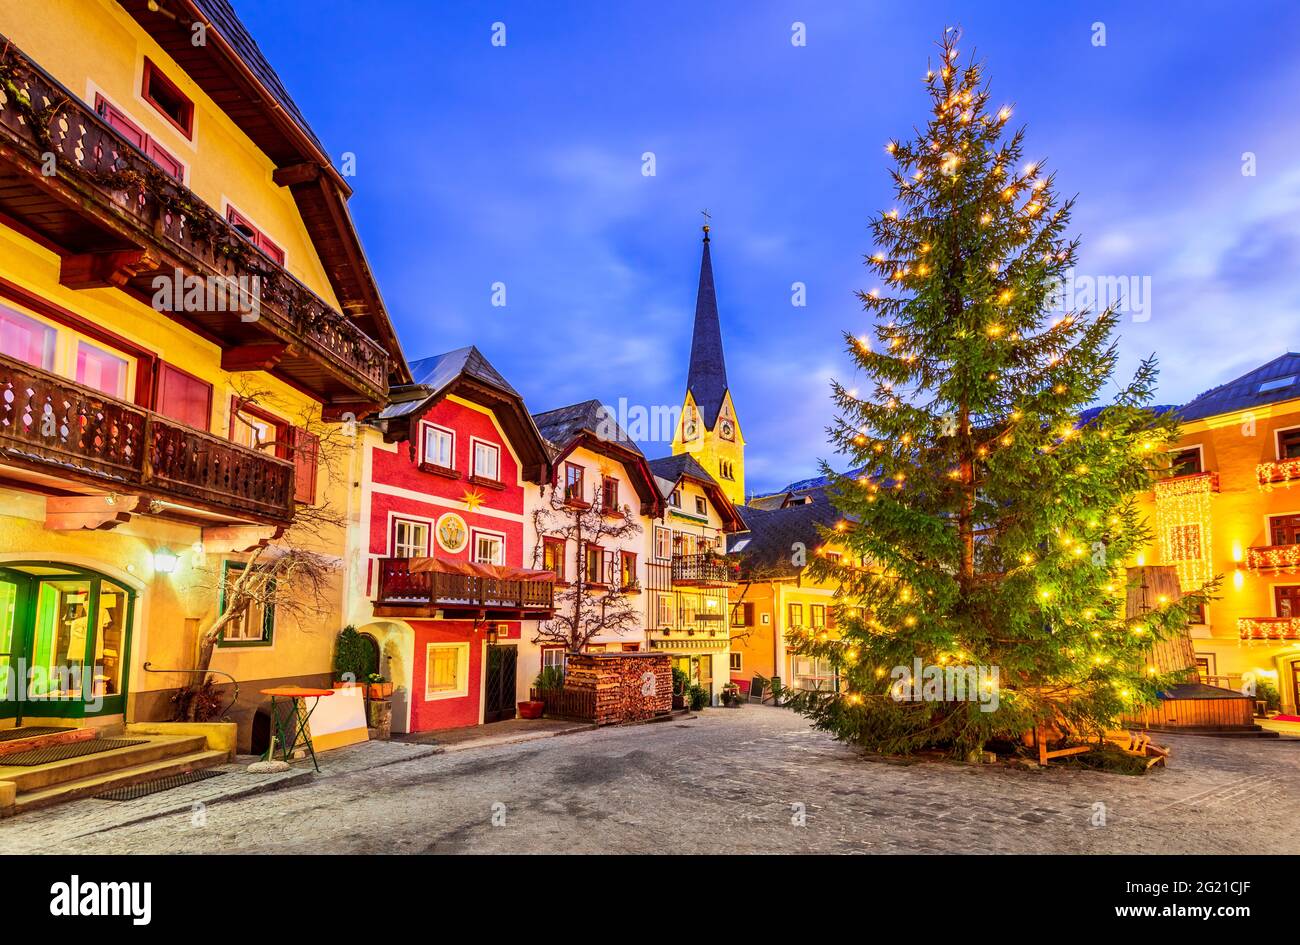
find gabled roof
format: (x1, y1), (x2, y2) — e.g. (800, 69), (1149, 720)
(374, 346), (549, 481)
(646, 453), (744, 531)
(776, 466), (872, 495)
(685, 230), (731, 429)
(533, 400), (661, 514)
(1177, 352), (1300, 422)
(728, 487), (843, 579)
(532, 400), (642, 456)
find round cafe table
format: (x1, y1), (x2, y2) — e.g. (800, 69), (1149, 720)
(260, 686), (334, 772)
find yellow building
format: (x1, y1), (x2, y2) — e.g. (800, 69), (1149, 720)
(727, 484), (846, 693)
(671, 226), (746, 506)
(1138, 354), (1300, 714)
(0, 0), (404, 747)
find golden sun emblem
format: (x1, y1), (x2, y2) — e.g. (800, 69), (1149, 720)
(462, 489), (487, 512)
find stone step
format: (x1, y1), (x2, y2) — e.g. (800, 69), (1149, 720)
(0, 735), (209, 793)
(12, 749), (228, 814)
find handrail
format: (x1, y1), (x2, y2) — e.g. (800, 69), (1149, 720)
(142, 662), (240, 719)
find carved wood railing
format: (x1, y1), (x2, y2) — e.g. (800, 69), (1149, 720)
(0, 34), (389, 396)
(671, 553), (736, 586)
(0, 353), (294, 521)
(375, 558), (555, 612)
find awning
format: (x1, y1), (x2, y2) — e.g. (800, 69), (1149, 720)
(407, 557), (557, 583)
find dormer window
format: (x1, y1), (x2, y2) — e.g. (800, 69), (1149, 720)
(142, 58), (194, 138)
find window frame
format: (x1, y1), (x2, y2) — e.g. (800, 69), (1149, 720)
(1276, 425), (1300, 461)
(729, 651), (742, 672)
(420, 422), (456, 473)
(1269, 513), (1300, 546)
(424, 642), (470, 700)
(154, 362), (213, 432)
(141, 57), (195, 138)
(583, 543), (605, 585)
(217, 560), (275, 647)
(788, 602), (804, 628)
(391, 516), (432, 558)
(470, 438), (502, 484)
(93, 92), (186, 180)
(1170, 445), (1204, 476)
(601, 475), (620, 513)
(810, 604), (826, 627)
(619, 550), (637, 589)
(542, 536), (567, 581)
(471, 528), (506, 565)
(226, 204), (285, 266)
(654, 526), (673, 561)
(564, 462), (587, 504)
(695, 495), (708, 516)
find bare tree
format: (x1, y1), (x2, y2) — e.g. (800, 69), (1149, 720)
(177, 379), (355, 719)
(530, 481), (643, 653)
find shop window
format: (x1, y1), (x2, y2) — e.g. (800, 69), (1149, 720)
(425, 643), (469, 699)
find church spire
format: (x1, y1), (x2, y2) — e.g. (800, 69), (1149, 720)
(686, 223), (729, 430)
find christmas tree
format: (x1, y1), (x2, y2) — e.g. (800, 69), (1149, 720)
(787, 29), (1213, 759)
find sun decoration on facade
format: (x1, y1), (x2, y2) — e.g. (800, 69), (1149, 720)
(461, 488), (487, 513)
(436, 512), (468, 554)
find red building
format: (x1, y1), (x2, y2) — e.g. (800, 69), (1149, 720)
(355, 347), (554, 733)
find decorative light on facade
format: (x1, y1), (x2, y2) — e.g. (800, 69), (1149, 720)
(1237, 617), (1300, 641)
(1154, 472), (1216, 591)
(1245, 543), (1300, 573)
(1257, 458), (1300, 490)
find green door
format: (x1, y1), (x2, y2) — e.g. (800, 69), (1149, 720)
(0, 565), (134, 721)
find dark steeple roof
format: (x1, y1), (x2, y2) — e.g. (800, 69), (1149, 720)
(686, 228), (731, 429)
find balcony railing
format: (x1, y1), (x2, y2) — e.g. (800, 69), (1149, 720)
(1237, 617), (1300, 641)
(0, 352), (295, 522)
(1257, 459), (1300, 490)
(375, 558), (555, 614)
(1245, 543), (1300, 572)
(1153, 470), (1220, 497)
(670, 553), (735, 587)
(0, 35), (388, 401)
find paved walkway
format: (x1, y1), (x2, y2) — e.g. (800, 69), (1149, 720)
(2, 707), (1297, 853)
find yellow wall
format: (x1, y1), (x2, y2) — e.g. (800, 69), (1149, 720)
(1137, 400), (1300, 710)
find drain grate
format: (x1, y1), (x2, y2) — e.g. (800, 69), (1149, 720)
(93, 768), (225, 802)
(0, 726), (73, 742)
(0, 738), (147, 766)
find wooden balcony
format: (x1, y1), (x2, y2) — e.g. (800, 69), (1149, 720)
(0, 352), (295, 524)
(1237, 617), (1300, 641)
(374, 557), (555, 619)
(0, 35), (388, 405)
(1244, 544), (1300, 572)
(670, 553), (736, 587)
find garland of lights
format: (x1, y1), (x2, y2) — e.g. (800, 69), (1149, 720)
(1153, 473), (1215, 592)
(1237, 617), (1300, 641)
(1257, 459), (1300, 491)
(1246, 544), (1300, 573)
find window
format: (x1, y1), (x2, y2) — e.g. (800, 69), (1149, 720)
(654, 526), (673, 561)
(0, 304), (57, 370)
(1270, 514), (1300, 546)
(1195, 653), (1216, 680)
(229, 398), (317, 503)
(601, 476), (620, 513)
(287, 426), (319, 505)
(473, 531), (504, 565)
(425, 643), (469, 699)
(472, 440), (501, 482)
(422, 424), (454, 470)
(1170, 447), (1203, 476)
(1275, 585), (1300, 620)
(76, 341), (130, 399)
(788, 603), (804, 628)
(155, 363), (212, 431)
(719, 460), (734, 480)
(227, 206), (284, 265)
(564, 463), (586, 503)
(584, 544), (604, 584)
(141, 58), (194, 137)
(622, 643), (640, 652)
(731, 602), (754, 627)
(655, 592), (675, 627)
(541, 647), (566, 673)
(790, 655), (838, 693)
(219, 561), (274, 645)
(729, 652), (742, 672)
(542, 537), (566, 580)
(392, 519), (430, 558)
(94, 94), (184, 179)
(810, 604), (826, 627)
(695, 496), (708, 516)
(669, 488), (681, 508)
(1278, 428), (1300, 461)
(1260, 376), (1297, 395)
(619, 551), (637, 589)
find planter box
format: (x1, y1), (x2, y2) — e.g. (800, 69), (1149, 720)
(518, 700), (545, 720)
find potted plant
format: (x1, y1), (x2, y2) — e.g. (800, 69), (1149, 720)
(365, 672), (393, 700)
(687, 683), (709, 711)
(720, 682), (743, 708)
(333, 625), (376, 688)
(522, 666), (562, 718)
(671, 667), (690, 710)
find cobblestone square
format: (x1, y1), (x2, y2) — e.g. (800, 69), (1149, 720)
(3, 706), (1296, 854)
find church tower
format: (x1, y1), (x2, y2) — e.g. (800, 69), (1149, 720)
(671, 224), (746, 505)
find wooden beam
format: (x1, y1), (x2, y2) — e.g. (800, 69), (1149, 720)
(321, 400), (380, 423)
(59, 249), (159, 290)
(272, 162), (321, 188)
(45, 495), (141, 531)
(221, 342), (288, 372)
(201, 525), (284, 554)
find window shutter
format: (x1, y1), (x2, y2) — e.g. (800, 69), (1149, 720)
(289, 426), (319, 505)
(155, 363), (212, 430)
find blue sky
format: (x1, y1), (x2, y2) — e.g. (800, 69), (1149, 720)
(238, 1), (1300, 495)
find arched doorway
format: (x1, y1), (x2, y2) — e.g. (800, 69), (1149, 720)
(0, 562), (136, 723)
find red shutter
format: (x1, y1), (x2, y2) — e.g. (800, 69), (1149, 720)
(155, 363), (212, 430)
(289, 426), (319, 505)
